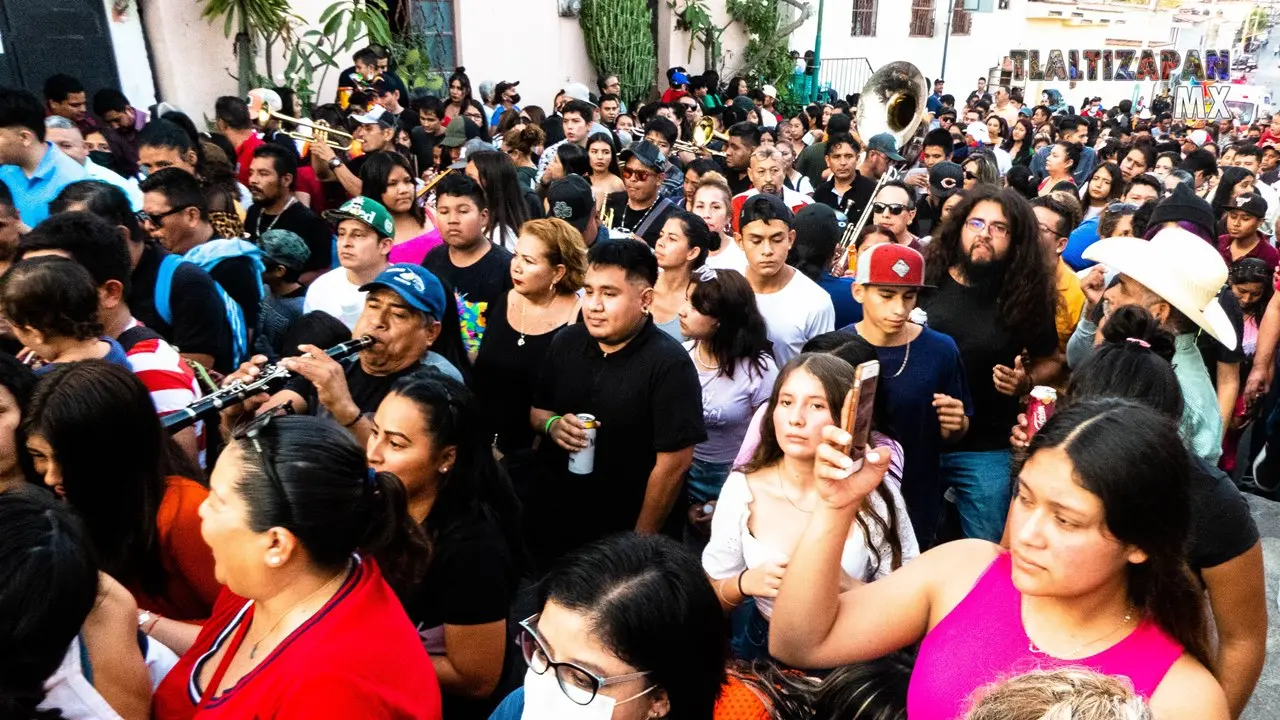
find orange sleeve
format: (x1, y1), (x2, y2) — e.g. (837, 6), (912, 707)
(160, 478), (222, 612)
(714, 676), (773, 720)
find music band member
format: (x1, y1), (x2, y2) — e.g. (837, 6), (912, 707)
(222, 264), (461, 445)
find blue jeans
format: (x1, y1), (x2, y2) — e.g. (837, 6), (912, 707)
(730, 599), (771, 662)
(939, 449), (1012, 542)
(686, 458), (734, 505)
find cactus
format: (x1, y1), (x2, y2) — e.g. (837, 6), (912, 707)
(579, 0), (657, 108)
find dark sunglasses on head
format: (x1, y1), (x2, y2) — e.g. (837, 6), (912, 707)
(622, 167), (653, 182)
(1106, 202), (1139, 213)
(872, 202), (909, 215)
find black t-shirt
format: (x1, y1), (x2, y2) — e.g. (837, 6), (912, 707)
(721, 166), (752, 196)
(208, 255), (262, 334)
(920, 273), (1058, 451)
(1188, 455), (1259, 571)
(244, 200), (335, 272)
(283, 357), (421, 421)
(813, 173), (877, 224)
(423, 242), (514, 355)
(602, 192), (678, 248)
(410, 126), (445, 174)
(405, 507), (516, 720)
(129, 243), (235, 373)
(344, 153), (371, 183)
(530, 319), (706, 565)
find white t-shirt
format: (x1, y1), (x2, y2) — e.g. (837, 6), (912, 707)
(754, 270), (835, 364)
(303, 267), (368, 330)
(702, 458), (918, 618)
(705, 240), (749, 273)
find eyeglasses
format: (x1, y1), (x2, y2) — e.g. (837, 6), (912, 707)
(137, 206), (193, 228)
(872, 202), (909, 216)
(517, 614), (651, 705)
(233, 402), (295, 503)
(621, 167), (653, 182)
(964, 217), (1010, 239)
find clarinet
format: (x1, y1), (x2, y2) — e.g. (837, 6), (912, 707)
(163, 336), (375, 433)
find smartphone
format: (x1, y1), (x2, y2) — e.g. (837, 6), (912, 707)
(841, 360), (880, 471)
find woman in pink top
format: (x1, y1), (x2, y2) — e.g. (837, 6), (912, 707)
(769, 398), (1228, 720)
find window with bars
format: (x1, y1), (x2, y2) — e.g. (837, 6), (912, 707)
(951, 3), (972, 35)
(411, 0), (457, 74)
(909, 0), (935, 37)
(851, 0), (877, 36)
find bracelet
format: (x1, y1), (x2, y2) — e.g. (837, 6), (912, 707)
(736, 568), (748, 598)
(342, 411), (363, 428)
(138, 610), (161, 635)
(544, 415), (563, 435)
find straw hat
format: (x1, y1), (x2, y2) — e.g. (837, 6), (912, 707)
(1082, 226), (1236, 349)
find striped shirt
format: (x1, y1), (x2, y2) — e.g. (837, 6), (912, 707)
(121, 318), (205, 465)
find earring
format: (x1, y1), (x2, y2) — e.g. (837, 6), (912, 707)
(269, 557), (281, 566)
(440, 466), (451, 474)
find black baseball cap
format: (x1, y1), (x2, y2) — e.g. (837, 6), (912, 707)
(930, 161), (964, 200)
(546, 175), (595, 232)
(738, 193), (794, 230)
(792, 204), (842, 248)
(1228, 192), (1268, 220)
(618, 140), (669, 172)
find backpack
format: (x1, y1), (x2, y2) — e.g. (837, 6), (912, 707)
(154, 240), (265, 368)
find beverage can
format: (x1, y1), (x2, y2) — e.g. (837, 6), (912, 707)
(1025, 386), (1058, 441)
(568, 413), (598, 475)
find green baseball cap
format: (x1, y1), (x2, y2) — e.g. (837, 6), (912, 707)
(323, 196), (395, 238)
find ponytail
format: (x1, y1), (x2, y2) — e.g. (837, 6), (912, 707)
(365, 470), (430, 600)
(1128, 559), (1212, 667)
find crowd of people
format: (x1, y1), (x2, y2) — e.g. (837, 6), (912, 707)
(0, 51), (1275, 719)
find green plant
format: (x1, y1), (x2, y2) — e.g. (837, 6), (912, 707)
(727, 0), (809, 108)
(387, 30), (447, 98)
(579, 0), (657, 108)
(200, 0), (292, 97)
(281, 0), (394, 110)
(669, 0), (730, 72)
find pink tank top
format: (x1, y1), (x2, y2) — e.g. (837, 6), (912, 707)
(906, 553), (1183, 720)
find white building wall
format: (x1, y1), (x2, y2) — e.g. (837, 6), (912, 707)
(454, 0), (596, 110)
(103, 0), (156, 110)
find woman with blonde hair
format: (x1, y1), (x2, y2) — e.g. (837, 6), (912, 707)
(504, 124), (545, 192)
(691, 172), (748, 272)
(473, 218), (586, 480)
(966, 669), (1151, 720)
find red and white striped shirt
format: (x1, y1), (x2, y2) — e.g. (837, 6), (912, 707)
(121, 318), (205, 465)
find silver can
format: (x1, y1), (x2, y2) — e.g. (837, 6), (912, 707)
(568, 413), (598, 475)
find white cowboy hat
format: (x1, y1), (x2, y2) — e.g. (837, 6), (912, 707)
(1082, 226), (1236, 349)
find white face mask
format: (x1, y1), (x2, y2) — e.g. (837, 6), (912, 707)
(519, 667), (655, 720)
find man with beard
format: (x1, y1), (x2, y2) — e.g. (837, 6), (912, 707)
(243, 144), (333, 282)
(729, 146), (812, 231)
(529, 238), (705, 569)
(919, 185), (1060, 542)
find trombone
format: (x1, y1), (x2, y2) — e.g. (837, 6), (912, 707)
(830, 61), (929, 276)
(673, 117), (728, 158)
(257, 108), (355, 152)
(416, 168), (455, 200)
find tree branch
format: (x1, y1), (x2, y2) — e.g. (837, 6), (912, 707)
(776, 0), (813, 37)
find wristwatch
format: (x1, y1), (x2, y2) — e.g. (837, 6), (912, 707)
(137, 609), (159, 634)
(328, 157), (343, 171)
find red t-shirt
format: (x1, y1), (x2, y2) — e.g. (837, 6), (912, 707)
(294, 164), (328, 214)
(152, 556), (442, 720)
(235, 134), (266, 187)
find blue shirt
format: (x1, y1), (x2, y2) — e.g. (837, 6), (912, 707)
(0, 142), (87, 227)
(818, 273), (862, 328)
(84, 159), (143, 211)
(489, 688), (523, 719)
(34, 337), (129, 375)
(927, 92), (944, 114)
(1062, 216), (1101, 271)
(843, 324), (972, 544)
(1173, 333), (1223, 465)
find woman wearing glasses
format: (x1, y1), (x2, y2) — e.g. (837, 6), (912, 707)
(491, 533), (727, 720)
(368, 371), (524, 720)
(152, 413), (441, 719)
(679, 268), (777, 543)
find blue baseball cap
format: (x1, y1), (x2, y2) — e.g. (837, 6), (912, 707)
(359, 264), (448, 319)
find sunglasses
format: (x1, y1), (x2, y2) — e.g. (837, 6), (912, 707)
(232, 402), (296, 496)
(518, 614), (651, 706)
(621, 167), (653, 182)
(873, 202), (909, 216)
(138, 206), (193, 228)
(964, 171), (978, 181)
(1106, 202), (1139, 213)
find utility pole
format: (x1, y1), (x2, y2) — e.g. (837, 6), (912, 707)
(811, 0), (826, 103)
(941, 0), (955, 81)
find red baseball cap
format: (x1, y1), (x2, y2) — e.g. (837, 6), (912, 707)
(854, 243), (930, 288)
